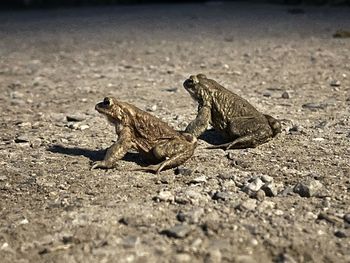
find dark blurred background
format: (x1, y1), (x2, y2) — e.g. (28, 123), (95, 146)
(1, 0), (349, 9)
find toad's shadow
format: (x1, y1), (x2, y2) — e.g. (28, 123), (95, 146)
(198, 128), (227, 145)
(48, 144), (144, 166)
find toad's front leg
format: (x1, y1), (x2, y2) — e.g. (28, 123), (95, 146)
(185, 106), (211, 138)
(91, 129), (132, 169)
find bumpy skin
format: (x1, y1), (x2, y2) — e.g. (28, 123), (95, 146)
(92, 97), (196, 174)
(184, 74), (281, 149)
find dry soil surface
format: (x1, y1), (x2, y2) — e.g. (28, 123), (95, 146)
(0, 3), (349, 263)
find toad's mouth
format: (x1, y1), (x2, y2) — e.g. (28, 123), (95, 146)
(183, 79), (196, 94)
(95, 103), (106, 113)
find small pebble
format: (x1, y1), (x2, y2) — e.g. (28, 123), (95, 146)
(260, 175), (274, 183)
(261, 182), (278, 197)
(78, 124), (90, 131)
(190, 176), (207, 184)
(281, 91), (290, 99)
(154, 190), (174, 202)
(212, 191), (231, 201)
(343, 213), (350, 224)
(293, 179), (323, 197)
(15, 135), (30, 143)
(242, 178), (264, 193)
(146, 104), (157, 112)
(66, 114), (86, 122)
(164, 87), (178, 92)
(19, 218), (29, 225)
(334, 230), (348, 238)
(174, 166), (193, 176)
(330, 80), (341, 87)
(177, 208), (204, 224)
(161, 224), (192, 238)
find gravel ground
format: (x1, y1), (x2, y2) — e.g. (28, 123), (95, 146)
(0, 3), (349, 262)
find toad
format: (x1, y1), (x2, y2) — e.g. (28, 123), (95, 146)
(92, 97), (196, 174)
(184, 74), (281, 149)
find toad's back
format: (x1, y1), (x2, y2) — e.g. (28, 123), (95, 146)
(205, 80), (268, 131)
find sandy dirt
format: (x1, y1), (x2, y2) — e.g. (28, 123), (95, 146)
(0, 2), (349, 262)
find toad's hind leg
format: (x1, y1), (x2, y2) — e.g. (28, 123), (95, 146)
(207, 132), (269, 150)
(133, 138), (195, 174)
(208, 117), (273, 150)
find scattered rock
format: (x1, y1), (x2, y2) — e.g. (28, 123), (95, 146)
(78, 124), (90, 131)
(288, 125), (304, 134)
(260, 175), (274, 183)
(175, 166), (193, 176)
(154, 190), (174, 202)
(66, 114), (86, 122)
(164, 87), (178, 92)
(212, 191), (231, 201)
(238, 199), (257, 211)
(334, 230), (349, 238)
(261, 182), (278, 197)
(18, 218), (29, 225)
(293, 179), (323, 197)
(344, 213), (350, 224)
(177, 208), (204, 224)
(146, 104), (157, 112)
(161, 224), (192, 238)
(190, 175), (207, 184)
(242, 177), (264, 194)
(330, 80), (341, 87)
(67, 123), (89, 131)
(15, 135), (30, 143)
(281, 91), (290, 99)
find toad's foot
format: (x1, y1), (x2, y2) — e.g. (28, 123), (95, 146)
(131, 164), (163, 174)
(91, 160), (116, 170)
(206, 142), (234, 150)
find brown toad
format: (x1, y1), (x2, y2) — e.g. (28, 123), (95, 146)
(184, 74), (281, 149)
(92, 97), (196, 174)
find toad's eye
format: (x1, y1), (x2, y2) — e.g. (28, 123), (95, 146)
(186, 79), (193, 86)
(103, 97), (111, 106)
